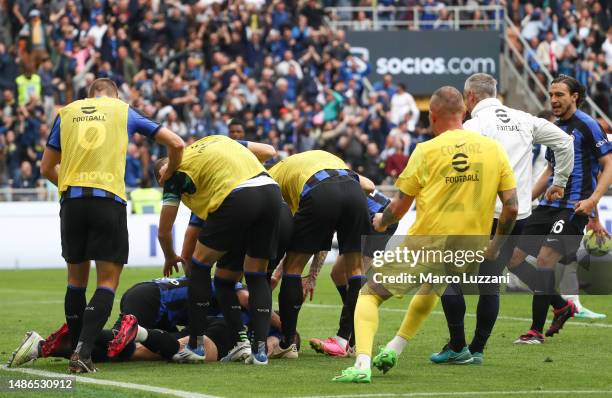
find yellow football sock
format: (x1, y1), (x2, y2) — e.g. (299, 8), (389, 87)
(397, 290), (439, 340)
(354, 293), (384, 357)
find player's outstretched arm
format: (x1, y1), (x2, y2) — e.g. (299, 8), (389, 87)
(373, 191), (414, 232)
(532, 116), (574, 188)
(576, 153), (612, 215)
(486, 188), (518, 260)
(40, 147), (61, 186)
(180, 225), (201, 277)
(155, 127), (185, 184)
(158, 204), (183, 276)
(244, 141), (277, 162)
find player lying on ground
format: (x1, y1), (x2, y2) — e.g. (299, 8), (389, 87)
(333, 86), (518, 383)
(8, 278), (294, 367)
(8, 315), (296, 367)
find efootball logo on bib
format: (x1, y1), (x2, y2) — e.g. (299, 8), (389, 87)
(452, 153), (469, 172)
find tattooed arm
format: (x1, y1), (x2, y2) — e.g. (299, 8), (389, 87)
(486, 188), (519, 260)
(302, 251), (328, 302)
(373, 191), (415, 232)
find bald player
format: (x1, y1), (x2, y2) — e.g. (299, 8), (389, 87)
(333, 86), (518, 383)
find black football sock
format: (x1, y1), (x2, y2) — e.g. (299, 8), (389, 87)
(530, 269), (555, 333)
(336, 276), (364, 341)
(91, 329), (113, 363)
(470, 261), (502, 354)
(245, 272), (272, 353)
(75, 287), (115, 359)
(550, 294), (568, 310)
(510, 261), (538, 291)
(441, 283), (466, 352)
(141, 329), (180, 360)
(470, 293), (499, 354)
(278, 274), (302, 349)
(214, 276), (245, 344)
(65, 285), (87, 350)
(335, 284), (348, 304)
(188, 259), (212, 349)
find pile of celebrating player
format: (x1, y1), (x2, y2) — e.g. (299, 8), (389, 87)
(7, 73), (612, 383)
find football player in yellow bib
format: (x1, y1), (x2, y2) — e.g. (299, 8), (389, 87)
(268, 150), (373, 359)
(333, 86), (518, 383)
(39, 78), (184, 373)
(154, 135), (281, 365)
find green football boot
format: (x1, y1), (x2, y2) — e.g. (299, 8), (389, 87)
(373, 346), (398, 374)
(332, 366), (372, 383)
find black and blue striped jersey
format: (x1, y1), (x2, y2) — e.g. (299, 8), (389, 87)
(541, 110), (612, 210)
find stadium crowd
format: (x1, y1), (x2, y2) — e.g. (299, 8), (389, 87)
(0, 0), (610, 195)
(511, 0), (612, 117)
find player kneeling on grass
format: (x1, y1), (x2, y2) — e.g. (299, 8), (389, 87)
(332, 86), (518, 383)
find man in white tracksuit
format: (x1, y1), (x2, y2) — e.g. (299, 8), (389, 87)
(430, 73), (575, 364)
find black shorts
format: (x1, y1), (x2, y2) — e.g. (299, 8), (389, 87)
(118, 282), (162, 329)
(290, 176), (370, 254)
(268, 202), (294, 271)
(60, 197), (129, 264)
(516, 205), (588, 260)
(204, 317), (233, 360)
(199, 184), (282, 260)
(216, 202), (293, 272)
(362, 222), (399, 258)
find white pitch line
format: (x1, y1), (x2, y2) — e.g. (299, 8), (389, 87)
(297, 390), (612, 398)
(1, 366), (221, 398)
(303, 303), (612, 328)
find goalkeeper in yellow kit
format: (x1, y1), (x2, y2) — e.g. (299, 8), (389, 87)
(333, 86), (519, 383)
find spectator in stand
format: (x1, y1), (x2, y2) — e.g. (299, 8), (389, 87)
(384, 137), (409, 183)
(12, 160), (38, 200)
(536, 31), (562, 74)
(125, 143), (142, 188)
(15, 67), (41, 107)
(390, 83), (420, 131)
(16, 0), (608, 199)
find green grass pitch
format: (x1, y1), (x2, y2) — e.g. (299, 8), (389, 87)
(1, 266), (611, 398)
